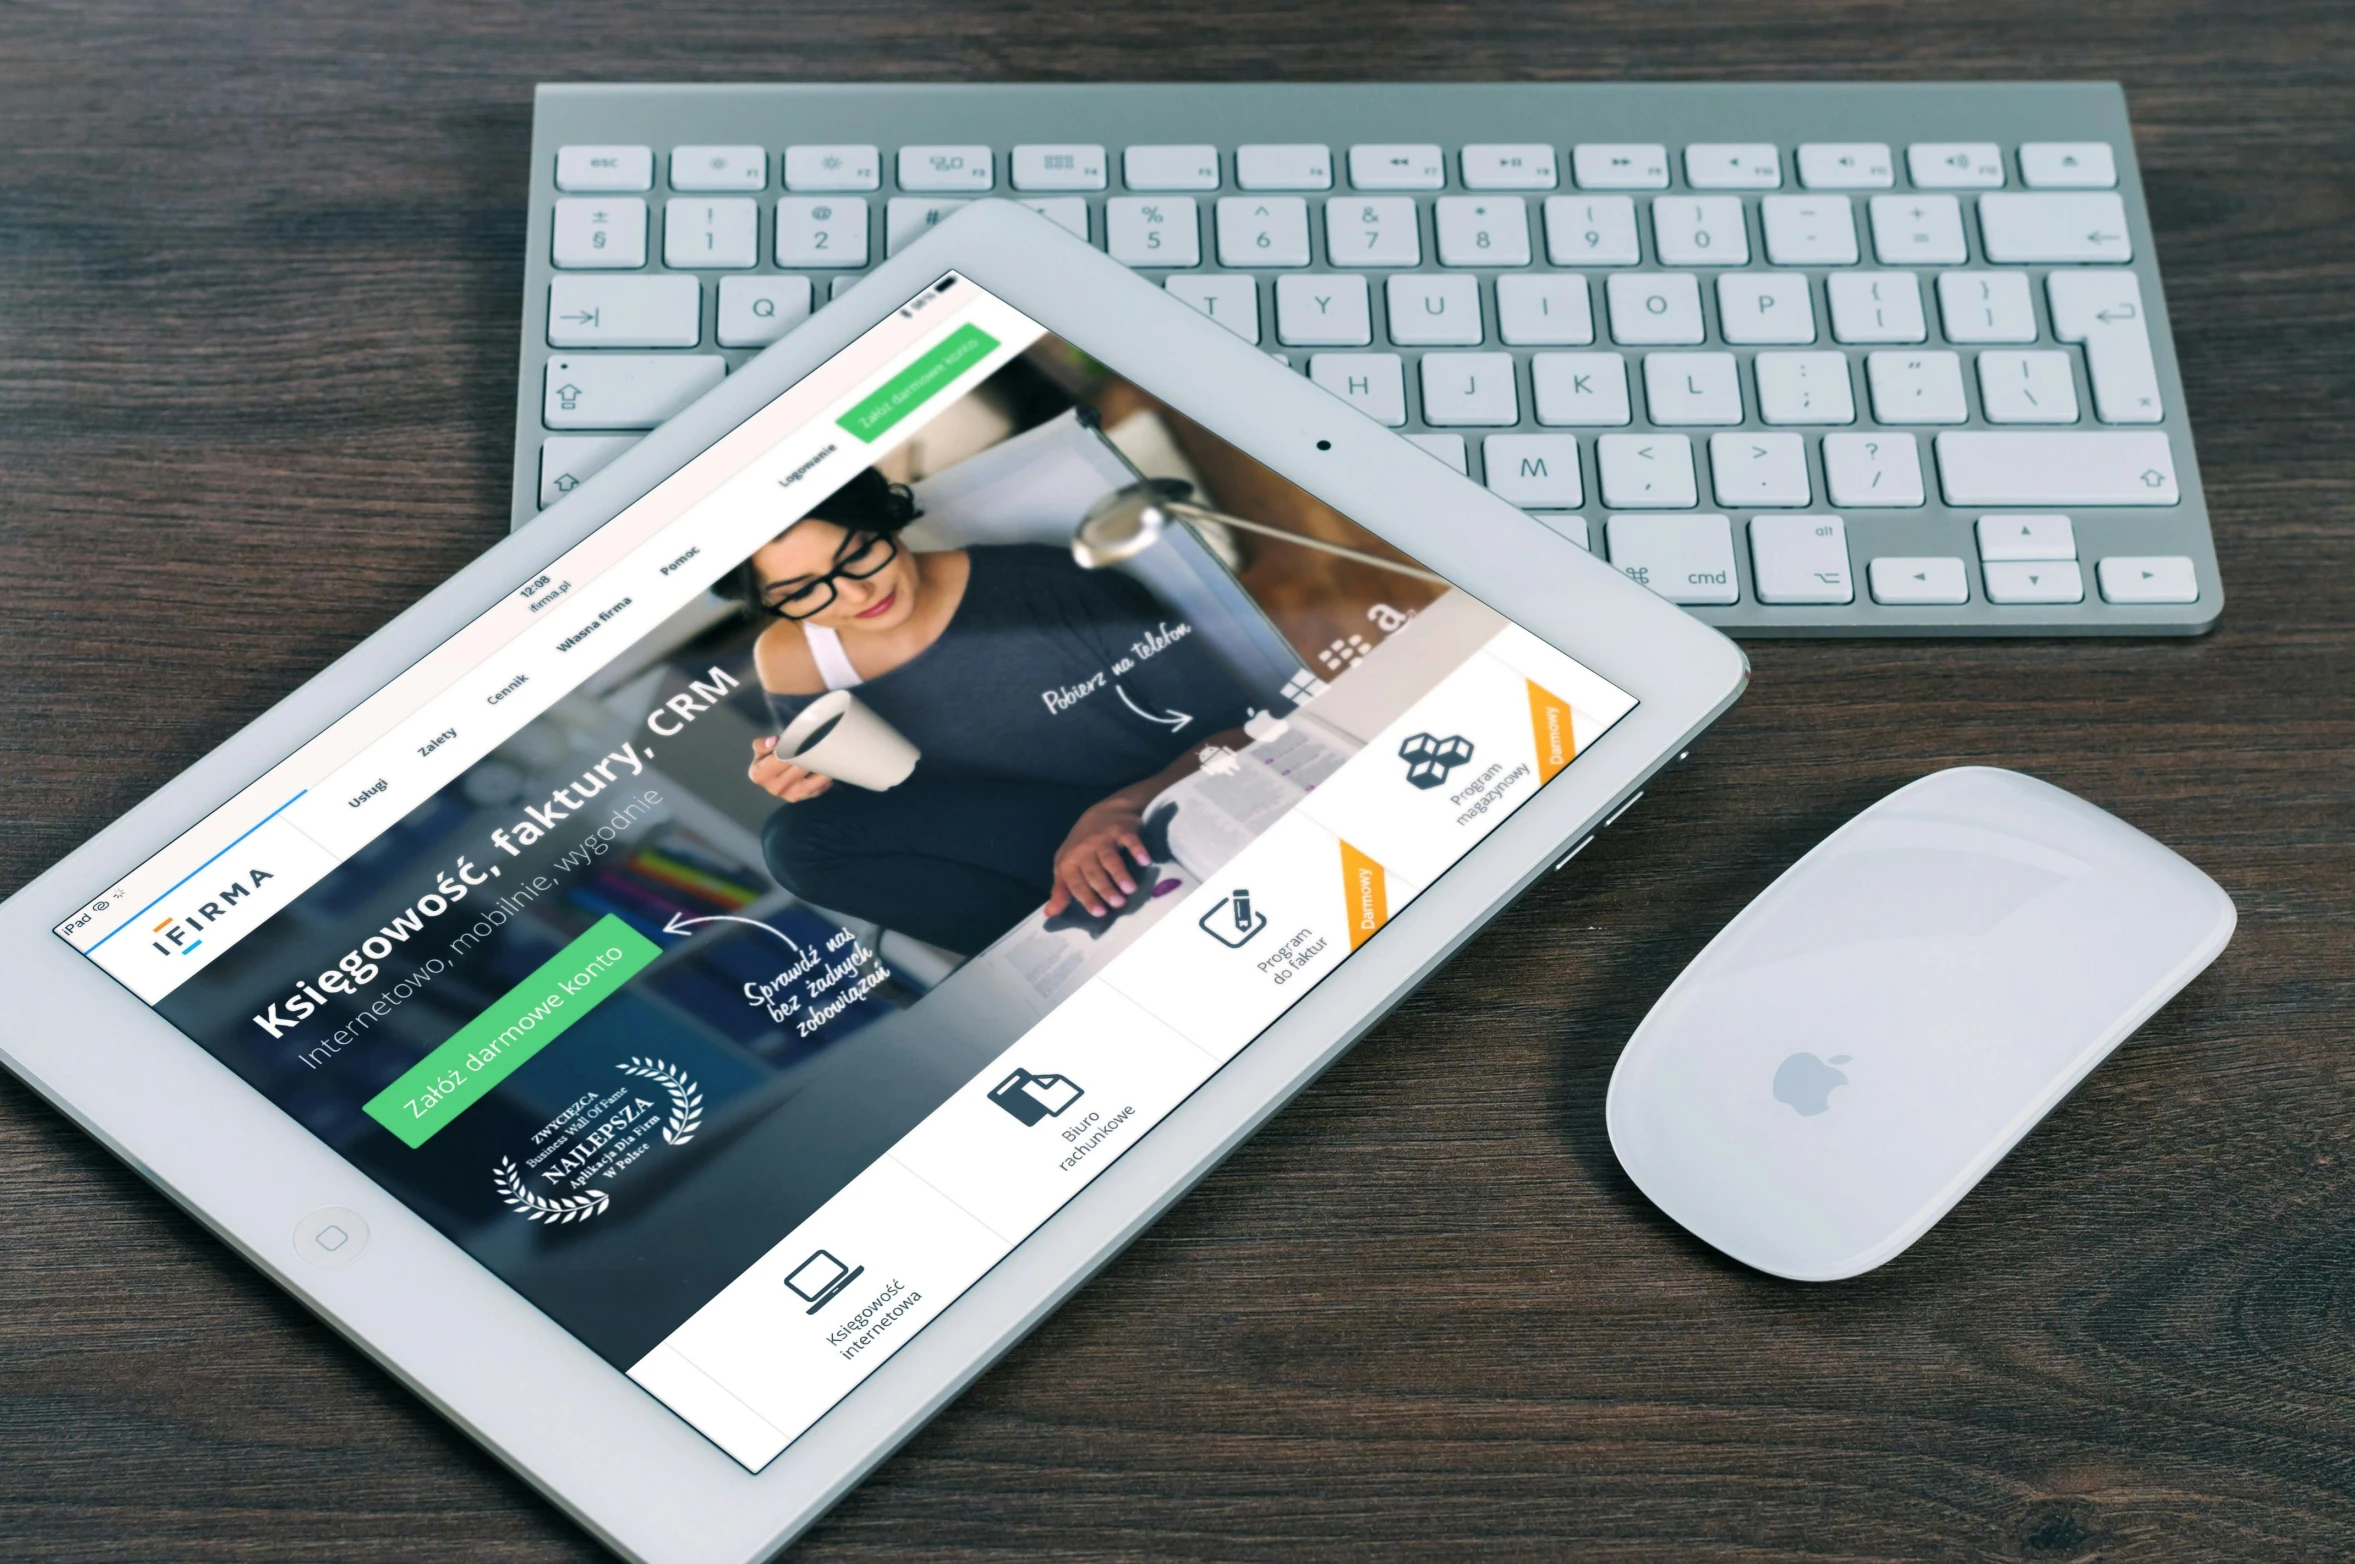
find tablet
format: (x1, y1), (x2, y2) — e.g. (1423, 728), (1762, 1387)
(2, 201), (1744, 1563)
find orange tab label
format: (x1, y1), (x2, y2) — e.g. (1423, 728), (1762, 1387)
(1338, 839), (1389, 951)
(1526, 679), (1576, 783)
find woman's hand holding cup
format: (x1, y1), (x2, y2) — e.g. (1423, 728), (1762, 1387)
(748, 735), (835, 803)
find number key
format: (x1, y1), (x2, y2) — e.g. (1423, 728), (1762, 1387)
(776, 198), (869, 267)
(1107, 197), (1200, 266)
(1542, 196), (1640, 266)
(1325, 197), (1420, 266)
(1435, 196), (1530, 267)
(1216, 197), (1310, 267)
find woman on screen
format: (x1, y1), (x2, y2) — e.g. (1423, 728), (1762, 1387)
(732, 468), (1254, 955)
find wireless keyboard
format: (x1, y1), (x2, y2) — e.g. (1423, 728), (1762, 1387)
(513, 83), (2217, 636)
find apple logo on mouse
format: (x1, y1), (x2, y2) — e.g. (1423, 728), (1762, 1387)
(1772, 1052), (1853, 1117)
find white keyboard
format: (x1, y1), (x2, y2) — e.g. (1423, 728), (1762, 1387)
(513, 83), (2218, 636)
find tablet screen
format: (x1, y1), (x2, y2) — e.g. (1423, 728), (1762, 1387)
(54, 275), (1634, 1471)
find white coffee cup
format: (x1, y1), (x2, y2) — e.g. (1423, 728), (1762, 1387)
(775, 689), (919, 791)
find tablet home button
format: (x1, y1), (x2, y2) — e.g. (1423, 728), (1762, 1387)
(293, 1206), (370, 1269)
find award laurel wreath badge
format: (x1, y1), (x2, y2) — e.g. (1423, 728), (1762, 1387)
(494, 1056), (703, 1224)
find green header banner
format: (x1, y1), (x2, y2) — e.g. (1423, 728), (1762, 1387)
(837, 322), (999, 443)
(364, 914), (660, 1149)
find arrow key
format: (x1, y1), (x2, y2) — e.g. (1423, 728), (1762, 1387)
(1983, 560), (2086, 605)
(2097, 555), (2199, 604)
(1868, 556), (1968, 605)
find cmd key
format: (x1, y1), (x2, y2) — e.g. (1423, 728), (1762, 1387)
(1935, 431), (2179, 507)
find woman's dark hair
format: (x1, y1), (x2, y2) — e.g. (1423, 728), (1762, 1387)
(728, 467), (921, 618)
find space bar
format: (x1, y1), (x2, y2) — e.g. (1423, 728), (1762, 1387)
(1935, 431), (2181, 507)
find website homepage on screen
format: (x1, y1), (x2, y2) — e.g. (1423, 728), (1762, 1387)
(56, 275), (1635, 1471)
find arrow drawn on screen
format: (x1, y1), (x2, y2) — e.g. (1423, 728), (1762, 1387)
(662, 911), (801, 954)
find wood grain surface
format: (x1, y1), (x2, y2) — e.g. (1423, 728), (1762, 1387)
(3, 2), (2351, 1558)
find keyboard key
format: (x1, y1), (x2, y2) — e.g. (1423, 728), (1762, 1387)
(547, 274), (700, 348)
(1236, 144), (1332, 191)
(1823, 432), (1925, 506)
(1605, 273), (1704, 344)
(1828, 271), (1926, 343)
(1644, 352), (1743, 425)
(899, 145), (993, 192)
(1123, 145), (1220, 191)
(1106, 196), (1200, 266)
(1276, 273), (1371, 344)
(1533, 513), (1590, 550)
(716, 274), (813, 347)
(1598, 434), (1697, 508)
(1652, 197), (1749, 266)
(1326, 197), (1420, 266)
(1908, 142), (2004, 189)
(2097, 555), (2198, 603)
(2020, 142), (2117, 189)
(1976, 513), (2075, 561)
(1797, 142), (1894, 189)
(1482, 434), (1582, 506)
(1869, 194), (1967, 265)
(1976, 350), (2079, 423)
(556, 145), (652, 192)
(1983, 560), (2084, 604)
(670, 145), (765, 192)
(538, 435), (636, 507)
(1754, 351), (1856, 424)
(1167, 275), (1260, 343)
(1605, 513), (1737, 602)
(2048, 270), (2163, 422)
(551, 197), (647, 269)
(1934, 430), (2179, 506)
(1309, 353), (1405, 424)
(830, 276), (860, 301)
(887, 197), (968, 255)
(1760, 195), (1858, 265)
(1012, 144), (1107, 191)
(1020, 197), (1090, 240)
(1542, 195), (1641, 266)
(1217, 196), (1311, 267)
(1349, 144), (1445, 189)
(1436, 197), (1531, 267)
(1420, 352), (1519, 426)
(1684, 143), (1781, 189)
(1716, 273), (1814, 344)
(1407, 433), (1468, 472)
(1386, 275), (1482, 346)
(1936, 270), (2038, 342)
(775, 197), (869, 267)
(664, 197), (758, 268)
(1462, 144), (1558, 190)
(1979, 192), (2132, 263)
(1750, 515), (1853, 604)
(1532, 353), (1630, 425)
(1869, 556), (1969, 605)
(1496, 275), (1593, 345)
(544, 354), (723, 429)
(784, 145), (880, 192)
(1709, 432), (1810, 507)
(1866, 351), (1967, 424)
(1573, 143), (1669, 189)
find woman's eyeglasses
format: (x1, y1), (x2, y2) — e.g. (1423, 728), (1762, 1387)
(760, 532), (900, 619)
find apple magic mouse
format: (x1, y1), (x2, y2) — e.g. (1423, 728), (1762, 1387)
(1605, 766), (2234, 1282)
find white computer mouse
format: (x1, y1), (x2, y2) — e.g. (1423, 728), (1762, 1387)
(1606, 766), (2234, 1282)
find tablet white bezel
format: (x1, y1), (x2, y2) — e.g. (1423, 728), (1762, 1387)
(0, 201), (1744, 1563)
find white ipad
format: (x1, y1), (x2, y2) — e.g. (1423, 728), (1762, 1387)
(1, 201), (1744, 1562)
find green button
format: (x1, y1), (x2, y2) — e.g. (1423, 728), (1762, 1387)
(836, 321), (999, 443)
(363, 914), (660, 1149)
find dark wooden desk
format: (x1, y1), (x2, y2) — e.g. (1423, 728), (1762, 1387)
(4, 3), (2351, 1557)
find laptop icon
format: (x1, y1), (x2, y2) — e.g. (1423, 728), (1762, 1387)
(784, 1249), (864, 1315)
